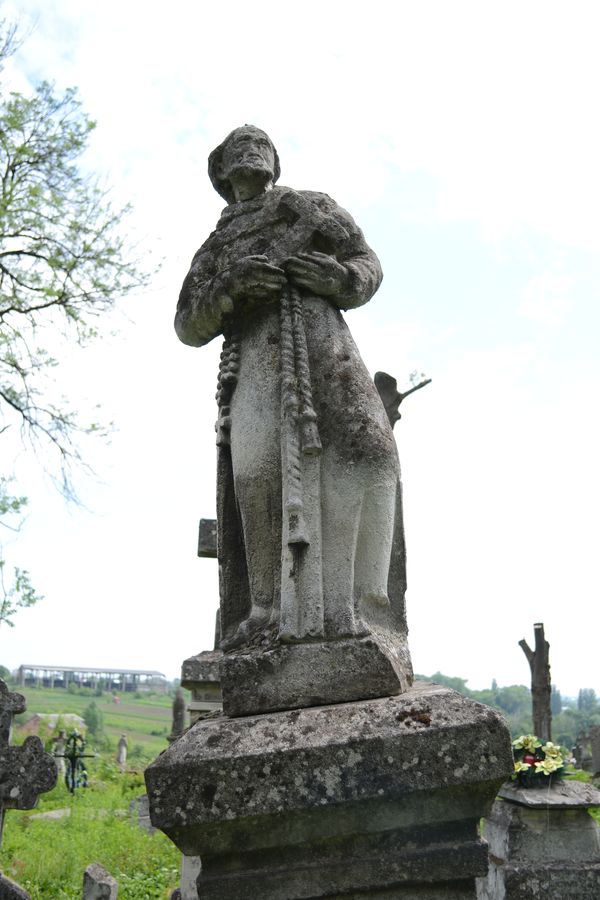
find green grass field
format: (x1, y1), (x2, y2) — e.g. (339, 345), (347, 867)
(0, 685), (185, 897)
(16, 685), (180, 760)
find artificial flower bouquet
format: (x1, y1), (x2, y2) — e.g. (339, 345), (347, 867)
(511, 734), (566, 787)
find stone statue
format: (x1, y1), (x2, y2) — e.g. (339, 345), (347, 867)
(176, 126), (412, 714)
(116, 734), (127, 770)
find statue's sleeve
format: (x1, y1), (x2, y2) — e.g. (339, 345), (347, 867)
(174, 240), (232, 347)
(312, 193), (383, 311)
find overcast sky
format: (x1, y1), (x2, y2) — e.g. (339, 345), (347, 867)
(1, 0), (599, 697)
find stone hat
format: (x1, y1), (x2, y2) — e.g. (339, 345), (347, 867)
(208, 125), (280, 203)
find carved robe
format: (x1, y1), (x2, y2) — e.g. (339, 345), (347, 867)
(176, 186), (408, 656)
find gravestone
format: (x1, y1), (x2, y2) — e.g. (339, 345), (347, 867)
(0, 873), (31, 898)
(116, 735), (127, 770)
(53, 730), (66, 776)
(0, 679), (58, 898)
(168, 689), (186, 743)
(590, 724), (600, 776)
(146, 126), (513, 898)
(82, 863), (118, 899)
(181, 519), (222, 726)
(477, 780), (600, 898)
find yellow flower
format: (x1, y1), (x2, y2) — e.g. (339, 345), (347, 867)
(541, 742), (563, 760)
(534, 757), (561, 775)
(513, 735), (542, 752)
(514, 760), (531, 773)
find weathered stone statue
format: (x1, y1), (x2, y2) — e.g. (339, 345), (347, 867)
(176, 125), (411, 713)
(147, 130), (514, 900)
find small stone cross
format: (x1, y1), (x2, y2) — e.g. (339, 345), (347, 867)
(0, 679), (57, 843)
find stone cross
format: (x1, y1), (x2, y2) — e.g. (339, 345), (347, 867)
(374, 371), (431, 429)
(197, 518), (217, 558)
(0, 679), (57, 842)
(519, 623), (552, 741)
(0, 679), (58, 898)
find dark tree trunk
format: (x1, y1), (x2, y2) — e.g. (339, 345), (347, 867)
(519, 623), (552, 741)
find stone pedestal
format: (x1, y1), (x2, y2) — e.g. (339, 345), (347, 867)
(181, 650), (222, 725)
(477, 780), (600, 899)
(221, 633), (412, 718)
(146, 682), (512, 899)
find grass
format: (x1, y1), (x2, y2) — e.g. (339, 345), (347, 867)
(0, 684), (184, 896)
(0, 771), (180, 899)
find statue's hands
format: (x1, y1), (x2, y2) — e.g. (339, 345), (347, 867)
(224, 255), (286, 303)
(285, 252), (349, 296)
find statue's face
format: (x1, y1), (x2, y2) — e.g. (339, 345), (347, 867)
(220, 128), (275, 183)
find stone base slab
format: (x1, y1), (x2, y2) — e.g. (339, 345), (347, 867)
(478, 863), (600, 900)
(477, 786), (600, 899)
(146, 682), (512, 899)
(220, 633), (412, 717)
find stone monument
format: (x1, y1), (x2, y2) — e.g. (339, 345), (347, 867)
(477, 780), (600, 899)
(53, 729), (66, 776)
(168, 689), (187, 743)
(181, 524), (223, 726)
(174, 125), (411, 715)
(146, 126), (513, 898)
(82, 863), (118, 900)
(116, 734), (127, 770)
(0, 679), (57, 898)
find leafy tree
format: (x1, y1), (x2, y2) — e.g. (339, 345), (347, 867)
(83, 700), (104, 737)
(0, 15), (150, 622)
(0, 81), (147, 488)
(425, 671), (472, 696)
(0, 476), (41, 627)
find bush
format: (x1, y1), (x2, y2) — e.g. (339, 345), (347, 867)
(83, 702), (104, 738)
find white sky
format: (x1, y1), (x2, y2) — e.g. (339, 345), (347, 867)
(1, 0), (599, 697)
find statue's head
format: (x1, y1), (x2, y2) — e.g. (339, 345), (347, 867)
(208, 125), (280, 203)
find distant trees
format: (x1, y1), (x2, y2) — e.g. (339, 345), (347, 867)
(418, 671), (600, 749)
(551, 685), (562, 715)
(578, 688), (597, 712)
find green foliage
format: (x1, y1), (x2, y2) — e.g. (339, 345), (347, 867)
(425, 672), (472, 695)
(83, 701), (104, 737)
(0, 780), (179, 898)
(0, 478), (42, 628)
(0, 79), (149, 493)
(419, 672), (600, 749)
(0, 14), (152, 632)
(551, 684), (562, 715)
(578, 688), (597, 712)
